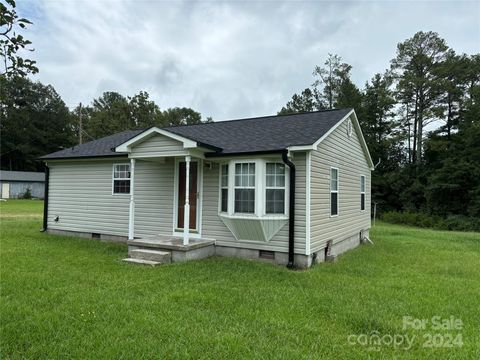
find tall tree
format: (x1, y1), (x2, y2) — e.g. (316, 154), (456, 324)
(81, 92), (132, 139)
(129, 91), (163, 129)
(390, 31), (449, 164)
(279, 55), (360, 115)
(0, 0), (38, 77)
(0, 76), (74, 171)
(76, 91), (209, 141)
(161, 107), (203, 126)
(433, 51), (469, 138)
(361, 73), (405, 209)
(278, 88), (316, 115)
(312, 54), (352, 109)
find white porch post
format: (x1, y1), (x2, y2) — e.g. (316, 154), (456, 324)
(128, 158), (136, 240)
(183, 155), (191, 245)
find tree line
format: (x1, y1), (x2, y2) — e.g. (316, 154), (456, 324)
(0, 76), (212, 171)
(279, 31), (480, 224)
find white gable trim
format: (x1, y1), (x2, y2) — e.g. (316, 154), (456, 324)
(288, 109), (374, 170)
(349, 110), (375, 170)
(115, 127), (198, 153)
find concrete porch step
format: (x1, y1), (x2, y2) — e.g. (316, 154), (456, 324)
(129, 249), (172, 263)
(122, 258), (162, 266)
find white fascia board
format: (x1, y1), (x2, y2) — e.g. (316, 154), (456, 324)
(311, 109), (354, 149)
(287, 145), (316, 151)
(350, 111), (375, 170)
(115, 127), (197, 153)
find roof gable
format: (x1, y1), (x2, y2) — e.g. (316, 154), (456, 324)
(313, 110), (375, 170)
(115, 127), (199, 153)
(311, 110), (374, 169)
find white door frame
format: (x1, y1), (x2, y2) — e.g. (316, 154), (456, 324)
(173, 157), (203, 238)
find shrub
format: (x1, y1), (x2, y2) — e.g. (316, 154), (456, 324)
(381, 211), (479, 232)
(20, 188), (32, 199)
(444, 215), (480, 232)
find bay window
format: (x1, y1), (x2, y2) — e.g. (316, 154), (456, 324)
(219, 159), (289, 217)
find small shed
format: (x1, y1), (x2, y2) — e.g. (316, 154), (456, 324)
(0, 171), (45, 199)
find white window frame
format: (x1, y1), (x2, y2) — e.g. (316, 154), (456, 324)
(360, 175), (366, 212)
(330, 167), (339, 217)
(112, 163), (131, 195)
(233, 162), (257, 215)
(265, 162), (287, 215)
(219, 163), (229, 213)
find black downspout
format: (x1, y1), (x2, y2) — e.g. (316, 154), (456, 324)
(42, 165), (49, 232)
(282, 150), (295, 269)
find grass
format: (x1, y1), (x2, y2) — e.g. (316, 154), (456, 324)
(1, 200), (479, 359)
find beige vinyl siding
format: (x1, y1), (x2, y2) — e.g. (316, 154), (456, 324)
(47, 152), (307, 254)
(130, 134), (187, 158)
(134, 158), (175, 236)
(47, 158), (175, 237)
(310, 119), (371, 253)
(202, 153), (307, 254)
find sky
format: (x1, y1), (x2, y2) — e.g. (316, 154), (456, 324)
(19, 0), (480, 121)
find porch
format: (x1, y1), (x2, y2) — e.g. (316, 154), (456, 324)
(114, 127), (219, 248)
(124, 235), (215, 266)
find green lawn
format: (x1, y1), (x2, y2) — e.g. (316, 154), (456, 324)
(1, 200), (479, 359)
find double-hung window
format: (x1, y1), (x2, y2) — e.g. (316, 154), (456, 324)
(330, 167), (339, 216)
(113, 164), (131, 194)
(265, 163), (285, 214)
(234, 163), (255, 213)
(360, 175), (366, 211)
(220, 164), (228, 212)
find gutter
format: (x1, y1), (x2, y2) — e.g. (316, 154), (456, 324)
(282, 150), (296, 269)
(41, 164), (49, 232)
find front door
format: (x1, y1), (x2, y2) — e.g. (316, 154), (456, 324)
(177, 161), (198, 230)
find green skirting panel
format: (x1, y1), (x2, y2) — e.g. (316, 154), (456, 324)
(219, 216), (288, 242)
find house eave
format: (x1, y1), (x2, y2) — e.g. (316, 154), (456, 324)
(39, 154), (129, 162)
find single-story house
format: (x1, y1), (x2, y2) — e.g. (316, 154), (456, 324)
(0, 170), (45, 199)
(40, 108), (373, 268)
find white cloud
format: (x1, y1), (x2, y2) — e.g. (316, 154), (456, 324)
(20, 0), (480, 120)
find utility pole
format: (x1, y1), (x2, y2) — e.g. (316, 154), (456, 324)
(78, 102), (83, 145)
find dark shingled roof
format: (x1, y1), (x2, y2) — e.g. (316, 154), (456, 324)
(40, 129), (144, 160)
(40, 109), (352, 160)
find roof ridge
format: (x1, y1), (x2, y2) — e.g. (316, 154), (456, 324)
(164, 108), (352, 130)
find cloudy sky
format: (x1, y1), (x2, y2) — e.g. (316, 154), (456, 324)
(20, 0), (480, 121)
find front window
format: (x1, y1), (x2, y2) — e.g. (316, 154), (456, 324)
(113, 164), (131, 194)
(360, 175), (366, 211)
(234, 163), (255, 213)
(220, 164), (228, 212)
(265, 163), (285, 214)
(330, 168), (338, 216)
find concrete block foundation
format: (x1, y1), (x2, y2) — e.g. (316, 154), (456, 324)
(45, 228), (370, 269)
